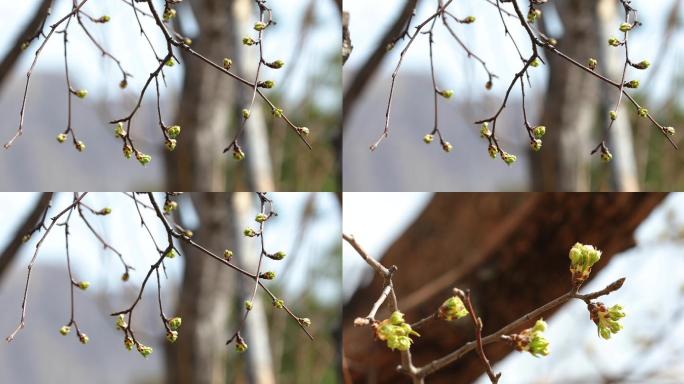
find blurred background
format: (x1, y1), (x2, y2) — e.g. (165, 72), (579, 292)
(0, 192), (341, 383)
(343, 0), (684, 191)
(0, 0), (341, 191)
(343, 192), (684, 383)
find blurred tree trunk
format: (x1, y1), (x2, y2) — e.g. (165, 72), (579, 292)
(343, 193), (666, 383)
(165, 193), (236, 384)
(533, 1), (601, 191)
(165, 0), (236, 191)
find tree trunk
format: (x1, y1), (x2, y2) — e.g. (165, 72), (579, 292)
(343, 193), (666, 383)
(165, 193), (236, 384)
(166, 0), (237, 191)
(532, 1), (601, 191)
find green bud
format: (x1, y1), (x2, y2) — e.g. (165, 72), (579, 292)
(488, 144), (498, 159)
(587, 58), (598, 70)
(165, 139), (177, 151)
(75, 141), (86, 152)
(527, 8), (542, 23)
(236, 340), (248, 352)
(608, 37), (621, 47)
(389, 311), (405, 326)
(163, 8), (176, 21)
(137, 344), (153, 357)
(242, 37), (255, 46)
(101, 207), (112, 215)
(223, 249), (233, 260)
(56, 133), (68, 143)
(254, 21), (267, 31)
(242, 109), (250, 119)
(166, 330), (178, 343)
(79, 333), (89, 344)
(259, 80), (275, 89)
(502, 152), (517, 165)
(464, 16), (476, 24)
(273, 299), (285, 309)
(590, 302), (625, 339)
(530, 59), (540, 68)
(222, 58), (232, 70)
(98, 15), (111, 23)
(75, 89), (88, 99)
(168, 317), (182, 330)
(269, 251), (286, 260)
(165, 249), (176, 259)
(272, 107), (284, 118)
(136, 152), (152, 166)
(423, 134), (433, 144)
(233, 149), (245, 161)
(245, 301), (253, 310)
(255, 213), (268, 223)
(123, 145), (133, 159)
(167, 125), (181, 139)
(619, 22), (633, 32)
(480, 122), (491, 138)
(164, 200), (178, 213)
(244, 228), (256, 237)
(568, 243), (602, 283)
(531, 139), (542, 152)
(442, 142), (453, 153)
(624, 80), (640, 89)
(78, 281), (90, 290)
(638, 108), (648, 117)
(438, 296), (469, 321)
(60, 325), (71, 336)
(601, 148), (613, 162)
(124, 337), (134, 350)
(269, 59), (285, 69)
(165, 58), (175, 67)
(438, 89), (454, 99)
(609, 111), (617, 121)
(634, 60), (650, 70)
(114, 122), (126, 138)
(533, 125), (546, 139)
(260, 271), (276, 280)
(116, 314), (128, 330)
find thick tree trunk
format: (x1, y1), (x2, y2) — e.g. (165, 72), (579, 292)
(165, 193), (236, 384)
(343, 193), (666, 383)
(532, 1), (601, 191)
(166, 0), (237, 191)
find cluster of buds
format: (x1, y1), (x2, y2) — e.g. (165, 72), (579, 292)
(506, 319), (550, 357)
(374, 311), (420, 352)
(568, 242), (602, 284)
(589, 302), (625, 339)
(437, 296), (469, 321)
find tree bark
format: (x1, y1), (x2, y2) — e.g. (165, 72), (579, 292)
(166, 0), (237, 191)
(343, 193), (666, 383)
(532, 0), (601, 191)
(165, 193), (236, 384)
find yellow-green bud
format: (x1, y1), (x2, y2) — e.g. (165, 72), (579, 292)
(164, 200), (177, 213)
(608, 37), (621, 47)
(167, 125), (181, 139)
(165, 58), (175, 67)
(56, 133), (68, 143)
(619, 22), (633, 32)
(638, 108), (648, 117)
(242, 109), (250, 119)
(233, 149), (245, 161)
(124, 337), (134, 350)
(609, 111), (617, 121)
(123, 145), (133, 159)
(423, 134), (433, 144)
(633, 60), (650, 70)
(533, 125), (546, 139)
(116, 314), (128, 330)
(136, 152), (152, 166)
(223, 249), (233, 260)
(531, 139), (542, 152)
(255, 213), (268, 223)
(75, 141), (86, 152)
(236, 340), (248, 352)
(165, 249), (176, 258)
(270, 251), (286, 260)
(166, 330), (178, 343)
(79, 333), (89, 344)
(254, 21), (267, 31)
(273, 299), (285, 309)
(587, 58), (598, 70)
(297, 127), (310, 136)
(168, 316), (182, 330)
(488, 144), (498, 159)
(114, 122), (125, 138)
(78, 281), (90, 290)
(569, 242), (602, 283)
(464, 16), (476, 24)
(438, 89), (454, 99)
(530, 59), (540, 67)
(502, 152), (517, 165)
(438, 297), (469, 321)
(480, 122), (491, 138)
(75, 89), (88, 99)
(259, 80), (275, 89)
(98, 15), (110, 23)
(222, 58), (232, 70)
(165, 139), (177, 151)
(245, 301), (253, 310)
(442, 142), (453, 153)
(163, 8), (176, 21)
(260, 271), (275, 280)
(624, 80), (640, 89)
(60, 325), (71, 336)
(137, 344), (153, 357)
(242, 37), (255, 46)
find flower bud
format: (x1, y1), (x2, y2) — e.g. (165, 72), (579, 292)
(75, 89), (88, 99)
(480, 122), (491, 138)
(116, 314), (128, 330)
(167, 125), (181, 139)
(165, 58), (175, 67)
(123, 145), (133, 159)
(502, 152), (517, 165)
(258, 80), (275, 89)
(223, 249), (233, 261)
(601, 147), (613, 162)
(438, 296), (469, 321)
(423, 134), (434, 144)
(137, 344), (153, 357)
(236, 339), (248, 352)
(254, 21), (267, 31)
(166, 330), (178, 343)
(165, 139), (177, 151)
(488, 144), (498, 159)
(533, 125), (546, 139)
(98, 15), (110, 23)
(608, 37), (621, 47)
(242, 109), (250, 119)
(587, 58), (598, 70)
(244, 228), (256, 237)
(165, 249), (176, 259)
(273, 299), (285, 309)
(389, 311), (405, 326)
(299, 317), (312, 327)
(114, 122), (126, 138)
(233, 149), (245, 161)
(633, 60), (650, 70)
(297, 127), (310, 136)
(442, 142), (453, 153)
(568, 242), (602, 284)
(508, 319), (550, 357)
(121, 272), (129, 282)
(531, 139), (542, 152)
(168, 316), (182, 330)
(589, 302), (625, 339)
(438, 89), (454, 99)
(272, 107), (283, 118)
(164, 200), (178, 213)
(100, 207), (112, 215)
(624, 80), (640, 89)
(245, 300), (253, 311)
(530, 59), (540, 68)
(75, 141), (86, 152)
(464, 16), (476, 24)
(119, 79), (128, 89)
(56, 133), (68, 143)
(609, 111), (617, 121)
(242, 37), (255, 46)
(163, 8), (176, 21)
(619, 22), (633, 32)
(663, 126), (676, 136)
(136, 152), (152, 166)
(60, 325), (71, 336)
(222, 58), (232, 70)
(78, 281), (90, 290)
(268, 59), (285, 69)
(269, 251), (286, 260)
(124, 337), (134, 350)
(79, 333), (89, 344)
(259, 271), (276, 280)
(638, 108), (648, 117)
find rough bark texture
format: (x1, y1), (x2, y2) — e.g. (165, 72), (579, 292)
(343, 193), (666, 383)
(165, 193), (236, 384)
(533, 0), (601, 191)
(166, 0), (236, 191)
